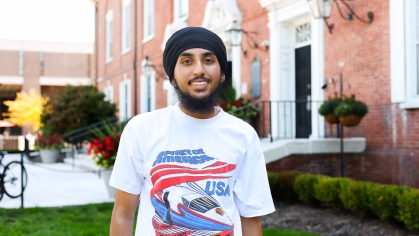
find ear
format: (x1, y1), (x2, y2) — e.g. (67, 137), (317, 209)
(170, 77), (177, 87)
(220, 73), (225, 84)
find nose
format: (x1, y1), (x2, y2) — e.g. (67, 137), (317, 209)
(192, 60), (205, 77)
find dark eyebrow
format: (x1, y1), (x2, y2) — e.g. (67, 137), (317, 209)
(178, 51), (215, 58)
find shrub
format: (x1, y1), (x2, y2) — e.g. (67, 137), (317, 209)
(277, 171), (302, 201)
(267, 172), (280, 200)
(340, 181), (371, 216)
(314, 177), (352, 208)
(293, 174), (321, 205)
(367, 184), (405, 221)
(397, 188), (419, 231)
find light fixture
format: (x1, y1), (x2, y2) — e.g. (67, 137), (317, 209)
(307, 0), (374, 34)
(225, 22), (243, 47)
(141, 56), (154, 76)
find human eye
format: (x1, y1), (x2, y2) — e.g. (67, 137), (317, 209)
(181, 59), (192, 64)
(204, 58), (215, 63)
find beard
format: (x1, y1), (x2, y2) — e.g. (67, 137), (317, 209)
(173, 77), (222, 115)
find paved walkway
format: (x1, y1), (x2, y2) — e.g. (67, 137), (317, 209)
(0, 154), (114, 209)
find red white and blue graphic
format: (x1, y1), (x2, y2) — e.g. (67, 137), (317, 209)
(150, 148), (236, 236)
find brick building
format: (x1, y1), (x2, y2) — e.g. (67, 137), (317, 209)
(0, 39), (93, 135)
(94, 0), (419, 187)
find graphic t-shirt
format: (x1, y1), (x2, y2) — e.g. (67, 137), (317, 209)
(109, 103), (275, 236)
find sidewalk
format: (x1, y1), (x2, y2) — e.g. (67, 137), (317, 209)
(0, 153), (114, 209)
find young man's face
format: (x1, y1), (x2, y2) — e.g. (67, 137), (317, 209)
(172, 48), (225, 101)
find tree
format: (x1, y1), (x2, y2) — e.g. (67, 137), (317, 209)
(3, 88), (49, 131)
(41, 85), (117, 142)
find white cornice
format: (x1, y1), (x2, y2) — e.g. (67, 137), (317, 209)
(0, 76), (24, 85)
(39, 77), (92, 86)
(0, 40), (93, 54)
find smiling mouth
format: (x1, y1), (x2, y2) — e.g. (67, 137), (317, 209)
(191, 81), (208, 86)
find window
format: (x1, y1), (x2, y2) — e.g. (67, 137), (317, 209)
(174, 0), (188, 21)
(143, 0), (154, 40)
(106, 11), (114, 62)
(251, 56), (261, 98)
(122, 0), (131, 52)
(140, 72), (156, 113)
(104, 84), (114, 102)
(19, 51), (24, 75)
(390, 0), (419, 108)
(40, 52), (45, 75)
(119, 79), (131, 121)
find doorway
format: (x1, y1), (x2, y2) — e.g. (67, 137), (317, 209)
(295, 45), (312, 138)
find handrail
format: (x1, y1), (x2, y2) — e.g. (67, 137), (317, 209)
(60, 116), (118, 139)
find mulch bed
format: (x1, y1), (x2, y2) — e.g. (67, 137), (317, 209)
(260, 201), (416, 236)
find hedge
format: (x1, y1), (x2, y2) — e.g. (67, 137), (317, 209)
(268, 171), (419, 232)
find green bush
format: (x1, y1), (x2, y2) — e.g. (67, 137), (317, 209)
(340, 181), (371, 216)
(277, 171), (302, 200)
(367, 184), (405, 221)
(397, 188), (419, 231)
(314, 177), (352, 208)
(293, 174), (321, 205)
(268, 172), (280, 199)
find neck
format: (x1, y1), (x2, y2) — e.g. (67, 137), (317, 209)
(179, 103), (218, 119)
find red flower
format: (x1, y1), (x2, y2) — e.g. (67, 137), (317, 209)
(235, 101), (242, 107)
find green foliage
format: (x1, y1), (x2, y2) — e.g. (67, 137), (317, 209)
(293, 174), (320, 205)
(268, 171), (302, 201)
(277, 171), (302, 201)
(313, 177), (352, 208)
(340, 181), (371, 216)
(41, 85), (117, 142)
(397, 188), (419, 231)
(367, 184), (405, 221)
(220, 97), (259, 120)
(318, 98), (341, 116)
(334, 96), (368, 117)
(263, 228), (321, 236)
(268, 172), (280, 200)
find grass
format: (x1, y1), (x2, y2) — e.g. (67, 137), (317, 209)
(0, 203), (319, 236)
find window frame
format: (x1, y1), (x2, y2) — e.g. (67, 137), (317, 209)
(119, 79), (131, 121)
(143, 0), (155, 42)
(106, 11), (114, 63)
(121, 0), (131, 54)
(174, 0), (188, 22)
(19, 51), (24, 76)
(400, 0), (419, 109)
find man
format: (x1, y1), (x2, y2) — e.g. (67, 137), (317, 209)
(110, 27), (275, 236)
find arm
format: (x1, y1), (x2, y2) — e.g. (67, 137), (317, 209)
(110, 189), (140, 236)
(240, 216), (263, 236)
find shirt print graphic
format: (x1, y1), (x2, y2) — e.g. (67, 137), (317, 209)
(150, 148), (236, 236)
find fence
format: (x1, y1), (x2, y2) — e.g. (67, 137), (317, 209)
(229, 100), (340, 142)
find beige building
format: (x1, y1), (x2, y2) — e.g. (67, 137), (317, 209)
(0, 39), (93, 136)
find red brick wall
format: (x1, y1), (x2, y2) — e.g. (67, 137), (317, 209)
(268, 0), (419, 188)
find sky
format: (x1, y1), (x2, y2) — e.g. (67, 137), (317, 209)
(0, 0), (95, 43)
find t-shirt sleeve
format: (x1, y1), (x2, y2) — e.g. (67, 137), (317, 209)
(233, 137), (276, 217)
(109, 119), (144, 195)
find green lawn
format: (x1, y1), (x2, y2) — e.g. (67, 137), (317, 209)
(0, 203), (319, 236)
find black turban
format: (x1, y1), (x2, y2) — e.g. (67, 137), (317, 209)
(163, 27), (227, 82)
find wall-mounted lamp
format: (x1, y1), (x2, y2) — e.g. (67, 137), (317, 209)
(307, 0), (374, 34)
(225, 21), (269, 57)
(141, 56), (154, 76)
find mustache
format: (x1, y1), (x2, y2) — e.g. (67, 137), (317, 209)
(188, 76), (210, 84)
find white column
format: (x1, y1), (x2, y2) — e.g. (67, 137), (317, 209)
(232, 45), (241, 99)
(268, 13), (280, 139)
(310, 17), (325, 139)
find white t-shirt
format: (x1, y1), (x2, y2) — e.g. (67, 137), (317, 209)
(110, 103), (275, 236)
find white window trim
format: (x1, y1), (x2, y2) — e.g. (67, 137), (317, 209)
(392, 0), (419, 109)
(104, 83), (114, 102)
(140, 71), (156, 113)
(119, 79), (132, 121)
(143, 0), (155, 42)
(121, 0), (131, 54)
(174, 0), (189, 22)
(106, 11), (114, 63)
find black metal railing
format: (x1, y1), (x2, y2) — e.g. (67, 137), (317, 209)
(228, 100), (339, 142)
